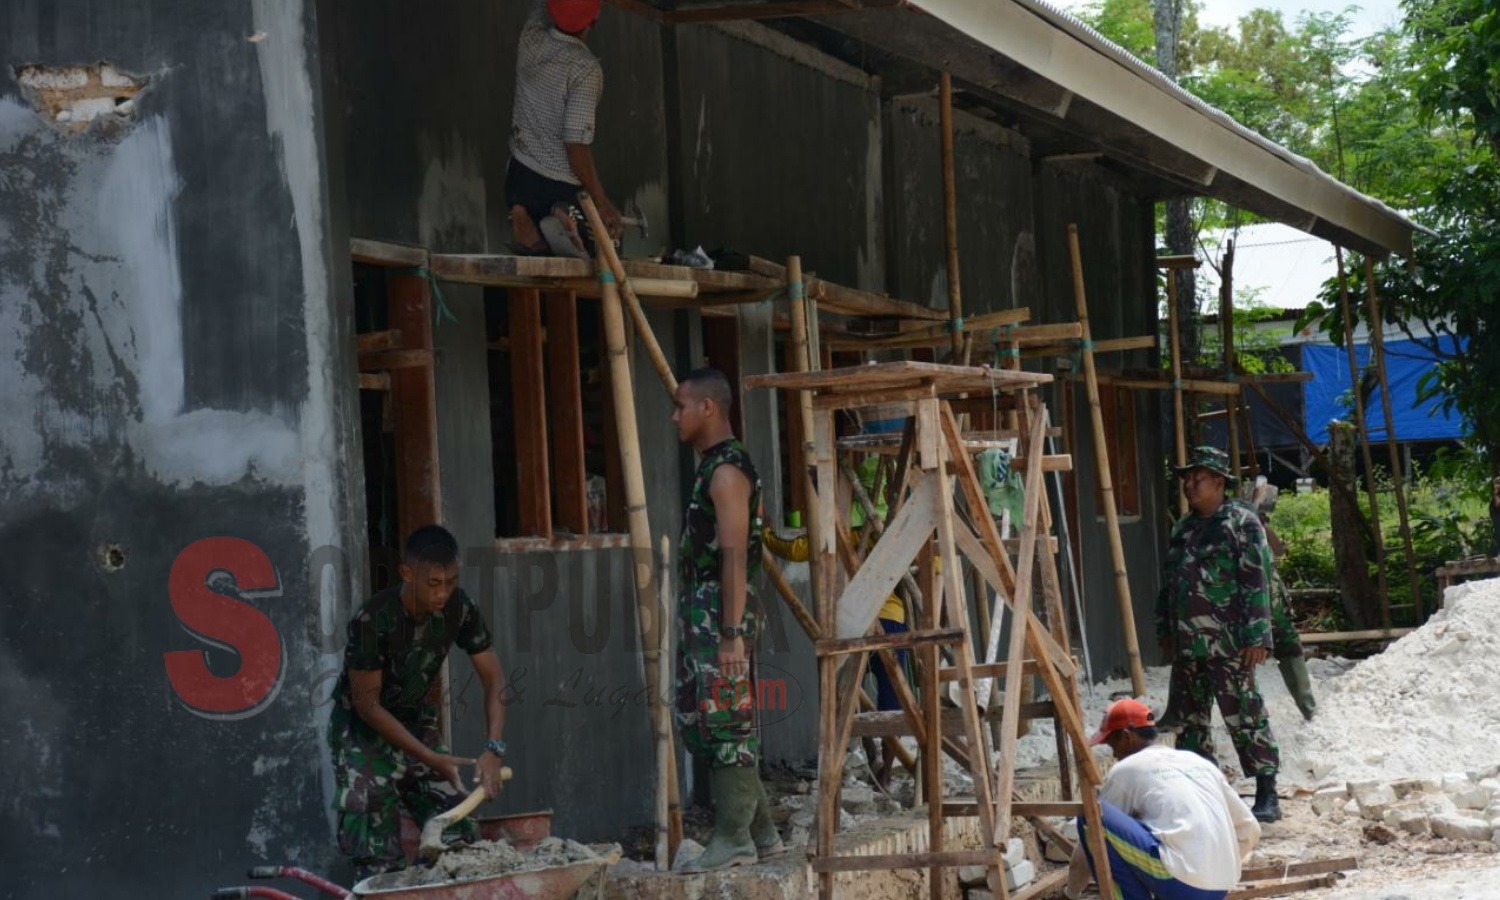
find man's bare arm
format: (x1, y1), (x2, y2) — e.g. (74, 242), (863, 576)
(565, 143), (622, 237)
(470, 649), (509, 797)
(349, 669), (470, 789)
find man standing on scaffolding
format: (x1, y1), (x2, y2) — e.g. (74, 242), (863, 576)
(506, 0), (623, 256)
(671, 368), (785, 870)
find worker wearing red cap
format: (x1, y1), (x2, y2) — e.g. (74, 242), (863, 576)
(1064, 699), (1260, 900)
(507, 0), (624, 256)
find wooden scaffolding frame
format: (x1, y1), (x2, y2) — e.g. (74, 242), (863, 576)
(746, 362), (1113, 900)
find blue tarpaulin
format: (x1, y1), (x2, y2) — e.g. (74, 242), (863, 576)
(1302, 335), (1468, 444)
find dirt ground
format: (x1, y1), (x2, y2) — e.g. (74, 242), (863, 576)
(1250, 792), (1500, 899)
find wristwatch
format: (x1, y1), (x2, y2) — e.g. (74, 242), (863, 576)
(483, 739), (507, 758)
(720, 623), (747, 639)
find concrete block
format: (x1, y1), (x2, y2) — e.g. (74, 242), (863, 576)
(958, 865), (988, 887)
(1441, 773), (1472, 794)
(1383, 806), (1430, 835)
(1006, 860), (1036, 890)
(1342, 799), (1361, 816)
(840, 784), (876, 815)
(1432, 814), (1494, 842)
(1002, 837), (1026, 868)
(1388, 778), (1426, 799)
(1311, 786), (1349, 816)
(1453, 783), (1493, 810)
(1354, 783), (1398, 819)
(967, 891), (995, 900)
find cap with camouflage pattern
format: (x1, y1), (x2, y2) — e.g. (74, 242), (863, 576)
(1173, 445), (1237, 486)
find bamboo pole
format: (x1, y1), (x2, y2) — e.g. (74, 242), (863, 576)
(788, 255), (824, 613)
(1164, 259), (1189, 516)
(1334, 247), (1391, 630)
(580, 194), (676, 394)
(1363, 259), (1422, 616)
(1221, 239), (1241, 482)
(654, 535), (672, 871)
(597, 246), (682, 862)
(940, 73), (964, 357)
(1067, 224), (1146, 696)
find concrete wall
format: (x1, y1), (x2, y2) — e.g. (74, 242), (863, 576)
(0, 0), (361, 896)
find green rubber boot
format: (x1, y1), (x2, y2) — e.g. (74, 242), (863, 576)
(1279, 655), (1317, 721)
(749, 772), (786, 858)
(684, 765), (759, 872)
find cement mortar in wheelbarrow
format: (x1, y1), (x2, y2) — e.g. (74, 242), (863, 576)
(353, 837), (621, 900)
(399, 810), (555, 860)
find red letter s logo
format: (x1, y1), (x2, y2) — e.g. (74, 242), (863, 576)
(164, 537), (285, 719)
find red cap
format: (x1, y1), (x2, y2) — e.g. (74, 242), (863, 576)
(548, 0), (602, 33)
(1090, 699), (1155, 745)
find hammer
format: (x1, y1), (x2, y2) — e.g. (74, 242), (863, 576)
(617, 201), (649, 241)
(418, 766), (514, 861)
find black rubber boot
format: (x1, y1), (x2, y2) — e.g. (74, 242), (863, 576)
(1251, 774), (1283, 823)
(1278, 655), (1317, 721)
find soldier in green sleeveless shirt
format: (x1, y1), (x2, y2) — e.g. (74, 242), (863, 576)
(670, 368), (783, 871)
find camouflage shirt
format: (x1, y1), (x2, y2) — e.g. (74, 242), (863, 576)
(330, 584), (494, 743)
(1155, 499), (1275, 659)
(679, 438), (763, 596)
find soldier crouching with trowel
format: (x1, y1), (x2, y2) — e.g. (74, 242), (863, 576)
(670, 368), (785, 870)
(328, 525), (509, 879)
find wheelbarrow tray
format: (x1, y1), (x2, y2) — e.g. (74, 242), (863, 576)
(351, 850), (618, 900)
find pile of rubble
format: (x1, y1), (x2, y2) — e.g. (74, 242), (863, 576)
(1311, 766), (1500, 846)
(956, 837), (1037, 898)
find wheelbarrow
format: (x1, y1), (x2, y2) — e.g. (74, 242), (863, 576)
(398, 809), (555, 858)
(212, 844), (618, 900)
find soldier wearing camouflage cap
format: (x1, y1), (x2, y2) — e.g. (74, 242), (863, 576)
(670, 368), (783, 870)
(1156, 446), (1282, 823)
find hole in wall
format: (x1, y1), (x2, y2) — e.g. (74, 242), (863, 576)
(14, 62), (147, 134)
(98, 543), (127, 572)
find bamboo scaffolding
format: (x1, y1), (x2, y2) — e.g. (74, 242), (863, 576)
(1067, 224), (1146, 696)
(1334, 247), (1391, 629)
(1363, 259), (1422, 615)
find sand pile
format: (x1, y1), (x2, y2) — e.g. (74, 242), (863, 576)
(365, 836), (607, 889)
(1286, 577), (1500, 786)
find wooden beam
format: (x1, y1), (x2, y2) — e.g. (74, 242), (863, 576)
(357, 329), (403, 354)
(816, 627), (963, 657)
(358, 349), (431, 371)
(351, 237), (427, 268)
(1155, 254), (1201, 269)
(1227, 874), (1340, 899)
(509, 289), (551, 537)
(358, 372), (390, 392)
(545, 290), (588, 536)
(1298, 627), (1412, 643)
(809, 849), (999, 873)
(1238, 857), (1358, 882)
(387, 269), (441, 540)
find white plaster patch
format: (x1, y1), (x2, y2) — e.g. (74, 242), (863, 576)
(129, 409), (299, 486)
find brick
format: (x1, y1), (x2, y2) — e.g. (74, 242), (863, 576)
(1311, 786), (1348, 816)
(1006, 859), (1036, 890)
(1354, 783), (1397, 819)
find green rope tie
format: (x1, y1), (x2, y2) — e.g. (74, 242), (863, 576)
(997, 347), (1021, 359)
(399, 267), (458, 329)
(1079, 338), (1094, 350)
(1225, 371), (1238, 383)
(789, 282), (805, 301)
(949, 316), (965, 332)
(598, 270), (617, 284)
(1171, 378), (1183, 390)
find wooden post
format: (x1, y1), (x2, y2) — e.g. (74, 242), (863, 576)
(1164, 261), (1188, 515)
(509, 289), (552, 536)
(940, 73), (964, 357)
(546, 290), (589, 535)
(597, 247), (681, 862)
(812, 410), (840, 900)
(1221, 239), (1241, 482)
(1364, 259), (1423, 617)
(1334, 247), (1390, 629)
(1068, 225), (1146, 696)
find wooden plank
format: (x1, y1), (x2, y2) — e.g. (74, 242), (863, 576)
(1238, 857), (1359, 882)
(809, 849), (1000, 873)
(357, 329), (403, 353)
(747, 360), (1050, 393)
(509, 289), (551, 537)
(835, 473), (939, 639)
(351, 237), (427, 267)
(1011, 454), (1073, 473)
(811, 382), (937, 411)
(1155, 254), (1201, 269)
(944, 800), (1083, 818)
(545, 290), (588, 536)
(1227, 874), (1340, 899)
(358, 372), (391, 391)
(938, 660), (1040, 682)
(1009, 869), (1069, 900)
(358, 349), (432, 371)
(822, 307), (1032, 349)
(852, 703), (1060, 738)
(1299, 627), (1413, 644)
(806, 277), (948, 321)
(816, 627), (963, 657)
(429, 252), (779, 294)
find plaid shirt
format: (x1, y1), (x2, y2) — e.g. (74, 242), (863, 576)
(510, 1), (603, 185)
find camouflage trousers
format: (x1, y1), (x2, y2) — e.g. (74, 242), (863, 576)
(674, 582), (760, 768)
(1269, 569), (1304, 660)
(1173, 655), (1280, 778)
(329, 714), (476, 880)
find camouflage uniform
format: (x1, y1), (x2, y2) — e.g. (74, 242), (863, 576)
(1156, 498), (1280, 777)
(328, 584), (494, 878)
(675, 438), (764, 768)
